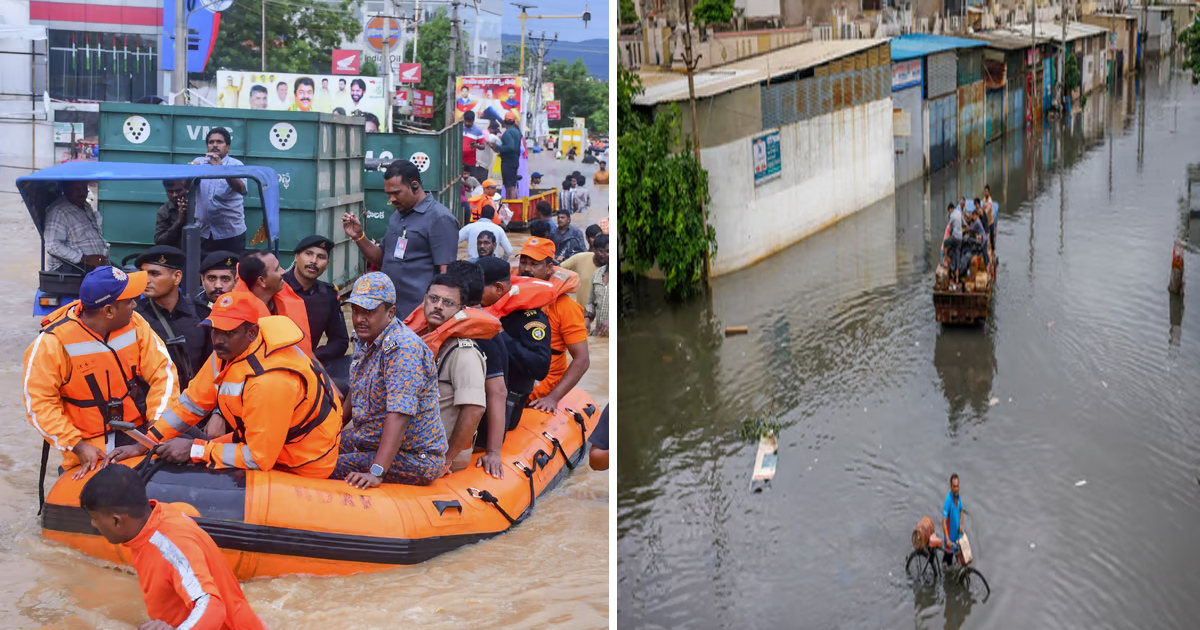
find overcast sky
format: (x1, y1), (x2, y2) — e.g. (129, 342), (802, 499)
(500, 0), (608, 43)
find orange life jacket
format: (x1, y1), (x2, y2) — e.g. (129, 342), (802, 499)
(234, 277), (313, 358)
(468, 194), (495, 223)
(510, 267), (580, 300)
(485, 277), (558, 319)
(404, 306), (503, 357)
(37, 302), (151, 440)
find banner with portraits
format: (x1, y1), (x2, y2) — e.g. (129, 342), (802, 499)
(215, 70), (387, 128)
(454, 75), (524, 131)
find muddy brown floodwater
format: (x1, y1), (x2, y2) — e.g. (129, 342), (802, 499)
(620, 65), (1200, 629)
(0, 150), (609, 629)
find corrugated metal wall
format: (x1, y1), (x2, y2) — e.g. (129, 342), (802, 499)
(958, 81), (984, 160)
(929, 92), (957, 172)
(926, 52), (958, 99)
(1007, 75), (1026, 133)
(986, 88), (1004, 143)
(760, 47), (890, 130)
(893, 86), (924, 185)
(957, 49), (984, 86)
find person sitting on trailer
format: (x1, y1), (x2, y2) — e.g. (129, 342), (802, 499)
(23, 266), (178, 480)
(134, 245), (211, 388)
(80, 466), (266, 630)
(194, 251), (239, 309)
(44, 180), (109, 271)
(283, 235), (351, 383)
(332, 273), (447, 488)
(446, 261), (508, 479)
(235, 249), (314, 358)
(108, 292), (343, 478)
(404, 273), (500, 475)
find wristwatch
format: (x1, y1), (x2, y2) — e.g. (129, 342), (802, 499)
(369, 463), (385, 478)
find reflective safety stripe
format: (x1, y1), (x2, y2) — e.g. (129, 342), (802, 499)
(217, 381), (245, 397)
(177, 593), (209, 630)
(62, 340), (112, 357)
(148, 530), (205, 601)
(240, 444), (260, 470)
(220, 443), (237, 467)
(160, 409), (191, 434)
(24, 333), (66, 451)
(177, 392), (209, 418)
(107, 329), (137, 351)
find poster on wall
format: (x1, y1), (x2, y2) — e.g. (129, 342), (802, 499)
(454, 75), (524, 130)
(215, 70), (386, 124)
(547, 101), (560, 120)
(892, 59), (922, 91)
(752, 129), (781, 186)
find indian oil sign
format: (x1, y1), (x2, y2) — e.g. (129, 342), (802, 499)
(752, 129), (781, 186)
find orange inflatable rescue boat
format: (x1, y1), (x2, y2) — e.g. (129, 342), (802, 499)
(40, 390), (600, 579)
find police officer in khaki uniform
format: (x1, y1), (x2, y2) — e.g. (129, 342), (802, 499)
(134, 245), (211, 387)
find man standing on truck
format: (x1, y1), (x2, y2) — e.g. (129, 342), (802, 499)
(341, 160), (459, 318)
(44, 180), (108, 271)
(943, 473), (963, 566)
(190, 128), (247, 256)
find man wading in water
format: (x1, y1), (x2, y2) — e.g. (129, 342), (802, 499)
(943, 473), (963, 565)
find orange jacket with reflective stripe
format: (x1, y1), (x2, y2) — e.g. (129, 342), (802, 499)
(149, 316), (341, 478)
(468, 194), (494, 222)
(404, 305), (503, 357)
(124, 501), (266, 630)
(24, 302), (178, 467)
(485, 276), (559, 319)
(233, 278), (314, 358)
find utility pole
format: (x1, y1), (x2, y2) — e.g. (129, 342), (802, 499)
(445, 0), (461, 128)
(680, 0), (711, 286)
(412, 0), (421, 64)
(383, 14), (392, 131)
(174, 0), (187, 104)
(1059, 0), (1067, 113)
(261, 0), (266, 71)
(527, 32), (556, 143)
(512, 3), (591, 75)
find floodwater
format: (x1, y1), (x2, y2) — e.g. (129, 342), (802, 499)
(0, 151), (609, 629)
(618, 63), (1200, 629)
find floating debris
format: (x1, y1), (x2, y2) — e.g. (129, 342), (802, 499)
(989, 397), (1000, 406)
(725, 326), (749, 336)
(1075, 480), (1087, 487)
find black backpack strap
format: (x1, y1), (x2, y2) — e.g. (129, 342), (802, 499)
(36, 440), (50, 516)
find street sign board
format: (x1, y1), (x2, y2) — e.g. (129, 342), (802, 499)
(365, 16), (400, 53)
(332, 50), (360, 75)
(397, 63), (421, 83)
(547, 101), (560, 120)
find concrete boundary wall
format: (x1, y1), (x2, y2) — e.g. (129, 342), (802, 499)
(704, 97), (895, 275)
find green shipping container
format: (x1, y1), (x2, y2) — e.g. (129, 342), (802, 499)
(97, 103), (365, 289)
(362, 121), (465, 241)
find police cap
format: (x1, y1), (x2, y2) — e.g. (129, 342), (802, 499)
(200, 250), (239, 274)
(294, 234), (334, 254)
(134, 245), (186, 270)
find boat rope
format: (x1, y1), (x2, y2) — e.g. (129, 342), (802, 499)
(133, 444), (166, 485)
(467, 487), (518, 525)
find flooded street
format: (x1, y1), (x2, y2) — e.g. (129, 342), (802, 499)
(618, 64), (1200, 630)
(0, 151), (609, 629)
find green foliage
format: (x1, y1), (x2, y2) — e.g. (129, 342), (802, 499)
(1181, 17), (1200, 84)
(738, 412), (785, 442)
(500, 43), (521, 75)
(360, 55), (379, 78)
(617, 66), (717, 298)
(693, 0), (735, 26)
(400, 9), (453, 126)
(204, 0), (365, 79)
(1064, 49), (1081, 94)
(544, 58), (608, 131)
(620, 0), (639, 24)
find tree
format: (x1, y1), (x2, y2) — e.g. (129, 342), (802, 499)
(543, 58), (607, 130)
(617, 66), (716, 298)
(360, 55), (379, 78)
(1064, 48), (1081, 107)
(620, 0), (639, 24)
(500, 43), (522, 75)
(203, 0), (366, 79)
(692, 0), (734, 27)
(399, 9), (453, 126)
(1181, 16), (1200, 84)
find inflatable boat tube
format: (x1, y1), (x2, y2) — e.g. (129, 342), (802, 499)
(40, 389), (599, 579)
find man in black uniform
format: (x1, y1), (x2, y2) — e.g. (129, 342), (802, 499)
(282, 235), (351, 383)
(194, 250), (239, 308)
(476, 256), (550, 440)
(447, 260), (507, 479)
(133, 245), (212, 387)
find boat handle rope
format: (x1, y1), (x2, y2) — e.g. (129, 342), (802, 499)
(466, 487), (518, 525)
(133, 444), (167, 485)
(539, 432), (576, 472)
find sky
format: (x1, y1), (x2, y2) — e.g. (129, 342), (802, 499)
(500, 0), (608, 43)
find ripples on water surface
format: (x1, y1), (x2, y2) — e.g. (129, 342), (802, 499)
(619, 66), (1200, 629)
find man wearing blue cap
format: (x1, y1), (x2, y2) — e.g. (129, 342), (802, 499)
(23, 266), (179, 479)
(332, 272), (447, 488)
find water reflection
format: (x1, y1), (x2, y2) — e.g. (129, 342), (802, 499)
(933, 325), (997, 435)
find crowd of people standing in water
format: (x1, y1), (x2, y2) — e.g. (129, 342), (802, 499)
(24, 144), (609, 628)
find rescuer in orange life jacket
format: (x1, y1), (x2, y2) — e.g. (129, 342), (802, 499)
(23, 266), (179, 479)
(108, 292), (342, 478)
(80, 465), (266, 630)
(519, 237), (590, 415)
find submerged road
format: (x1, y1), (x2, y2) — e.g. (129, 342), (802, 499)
(619, 64), (1200, 629)
(0, 150), (609, 629)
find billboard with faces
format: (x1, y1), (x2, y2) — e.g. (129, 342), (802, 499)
(216, 70), (387, 128)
